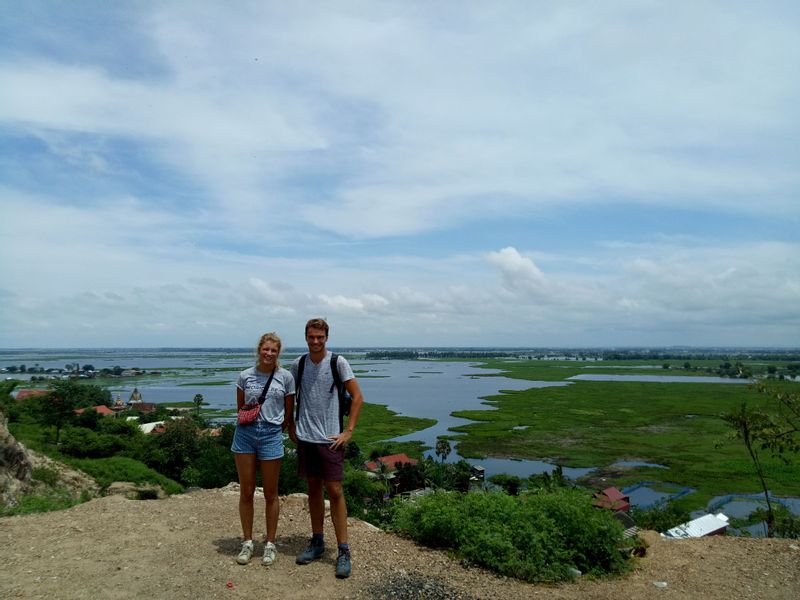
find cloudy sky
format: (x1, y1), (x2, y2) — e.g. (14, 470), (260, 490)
(1, 1), (798, 348)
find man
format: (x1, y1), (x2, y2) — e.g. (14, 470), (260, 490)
(290, 318), (364, 579)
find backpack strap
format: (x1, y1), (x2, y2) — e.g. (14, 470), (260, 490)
(329, 353), (342, 395)
(294, 354), (307, 420)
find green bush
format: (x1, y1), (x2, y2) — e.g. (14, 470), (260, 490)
(0, 489), (88, 517)
(32, 466), (60, 487)
(66, 456), (183, 495)
(392, 489), (628, 583)
(275, 450), (302, 495)
(140, 418), (202, 482)
(419, 457), (472, 492)
(364, 498), (401, 529)
(60, 426), (129, 458)
(98, 418), (142, 437)
(193, 441), (238, 488)
(343, 467), (385, 515)
(489, 473), (522, 495)
(748, 506), (800, 539)
(629, 501), (690, 532)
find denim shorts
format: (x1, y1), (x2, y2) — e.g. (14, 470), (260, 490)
(230, 421), (284, 461)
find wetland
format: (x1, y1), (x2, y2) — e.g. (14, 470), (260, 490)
(4, 348), (799, 523)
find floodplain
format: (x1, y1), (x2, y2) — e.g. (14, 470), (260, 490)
(450, 357), (800, 513)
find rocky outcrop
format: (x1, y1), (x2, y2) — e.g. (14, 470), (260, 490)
(0, 411), (33, 507)
(26, 450), (100, 498)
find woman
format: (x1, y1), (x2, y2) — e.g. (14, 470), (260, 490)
(230, 332), (295, 566)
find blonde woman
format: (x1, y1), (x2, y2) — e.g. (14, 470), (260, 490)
(230, 332), (295, 566)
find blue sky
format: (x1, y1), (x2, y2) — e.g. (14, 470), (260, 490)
(1, 1), (798, 348)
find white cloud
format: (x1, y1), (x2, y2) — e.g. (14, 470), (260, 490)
(488, 247), (548, 298)
(1, 2), (798, 347)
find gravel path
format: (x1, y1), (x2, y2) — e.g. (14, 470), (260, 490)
(1, 487), (798, 599)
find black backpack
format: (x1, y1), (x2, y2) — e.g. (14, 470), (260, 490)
(295, 353), (352, 430)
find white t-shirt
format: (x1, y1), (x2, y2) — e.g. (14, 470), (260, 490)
(236, 366), (295, 425)
(291, 352), (354, 443)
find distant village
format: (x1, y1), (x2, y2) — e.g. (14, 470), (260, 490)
(2, 363), (162, 382)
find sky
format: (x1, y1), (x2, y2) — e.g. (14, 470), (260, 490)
(1, 1), (798, 349)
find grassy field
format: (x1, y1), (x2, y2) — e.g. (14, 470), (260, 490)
(449, 359), (800, 510)
(348, 402), (434, 457)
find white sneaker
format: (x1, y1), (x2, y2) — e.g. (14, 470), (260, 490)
(262, 541), (277, 566)
(237, 540), (254, 564)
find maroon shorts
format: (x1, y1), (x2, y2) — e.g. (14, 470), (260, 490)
(297, 440), (345, 481)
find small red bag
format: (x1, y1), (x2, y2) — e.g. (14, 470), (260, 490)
(236, 369), (275, 426)
(237, 403), (261, 425)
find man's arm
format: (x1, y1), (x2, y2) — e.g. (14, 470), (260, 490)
(329, 378), (363, 449)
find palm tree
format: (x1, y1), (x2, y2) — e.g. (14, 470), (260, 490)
(435, 438), (452, 463)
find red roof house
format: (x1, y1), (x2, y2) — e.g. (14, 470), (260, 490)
(593, 487), (631, 512)
(15, 389), (49, 401)
(364, 453), (418, 474)
(74, 405), (115, 416)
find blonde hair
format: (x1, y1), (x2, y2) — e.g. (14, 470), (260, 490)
(256, 332), (282, 367)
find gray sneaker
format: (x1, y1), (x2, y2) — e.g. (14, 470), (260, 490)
(236, 540), (254, 565)
(335, 548), (351, 579)
(262, 541), (277, 566)
(295, 538), (325, 564)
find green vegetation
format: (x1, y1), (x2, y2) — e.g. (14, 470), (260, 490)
(629, 501), (691, 532)
(3, 377), (437, 518)
(350, 402), (435, 448)
(391, 489), (628, 582)
(450, 359), (800, 512)
(65, 457), (183, 494)
(721, 384), (799, 536)
(0, 489), (91, 517)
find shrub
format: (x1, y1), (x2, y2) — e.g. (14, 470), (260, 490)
(66, 456), (183, 495)
(629, 501), (690, 532)
(343, 467), (385, 515)
(0, 489), (86, 517)
(193, 440), (238, 488)
(490, 473), (522, 495)
(32, 466), (60, 487)
(60, 426), (128, 458)
(278, 451), (305, 495)
(98, 418), (142, 437)
(749, 506), (800, 539)
(392, 489), (628, 583)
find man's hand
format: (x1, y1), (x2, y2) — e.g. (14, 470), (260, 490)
(327, 430), (352, 450)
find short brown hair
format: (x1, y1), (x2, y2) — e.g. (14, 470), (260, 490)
(305, 318), (329, 337)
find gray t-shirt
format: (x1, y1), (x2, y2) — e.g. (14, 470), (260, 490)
(291, 352), (354, 443)
(236, 366), (295, 425)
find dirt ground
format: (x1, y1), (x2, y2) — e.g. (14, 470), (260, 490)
(1, 485), (798, 600)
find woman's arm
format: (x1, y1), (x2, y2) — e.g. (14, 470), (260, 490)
(236, 386), (245, 411)
(284, 393), (297, 442)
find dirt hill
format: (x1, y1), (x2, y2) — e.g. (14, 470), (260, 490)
(1, 485), (798, 600)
